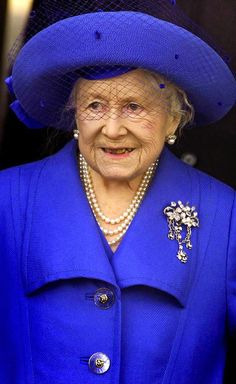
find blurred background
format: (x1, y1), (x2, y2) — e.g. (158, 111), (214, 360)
(0, 1), (235, 380)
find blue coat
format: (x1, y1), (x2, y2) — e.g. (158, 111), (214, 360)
(0, 139), (235, 383)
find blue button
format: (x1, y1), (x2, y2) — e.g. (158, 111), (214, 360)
(88, 352), (110, 374)
(94, 288), (115, 309)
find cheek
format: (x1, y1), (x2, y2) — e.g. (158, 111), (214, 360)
(139, 120), (167, 149)
(77, 120), (101, 145)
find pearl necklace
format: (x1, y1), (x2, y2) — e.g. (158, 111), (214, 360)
(79, 154), (158, 246)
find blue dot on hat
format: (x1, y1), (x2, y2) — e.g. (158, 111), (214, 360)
(95, 31), (101, 40)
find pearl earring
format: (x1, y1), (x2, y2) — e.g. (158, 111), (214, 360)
(166, 134), (177, 145)
(73, 128), (79, 140)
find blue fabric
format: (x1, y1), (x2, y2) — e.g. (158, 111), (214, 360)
(0, 140), (236, 383)
(78, 65), (136, 80)
(11, 11), (236, 129)
(5, 76), (44, 128)
(10, 100), (45, 129)
(5, 76), (15, 98)
(5, 76), (45, 128)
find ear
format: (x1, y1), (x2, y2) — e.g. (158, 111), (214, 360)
(166, 113), (181, 136)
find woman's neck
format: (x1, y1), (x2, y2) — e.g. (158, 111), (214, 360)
(88, 167), (144, 217)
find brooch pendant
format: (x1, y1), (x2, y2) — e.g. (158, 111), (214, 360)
(163, 201), (199, 263)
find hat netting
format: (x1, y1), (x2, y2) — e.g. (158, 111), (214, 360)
(7, 0), (235, 130)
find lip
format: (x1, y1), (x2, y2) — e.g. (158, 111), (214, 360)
(101, 147), (135, 150)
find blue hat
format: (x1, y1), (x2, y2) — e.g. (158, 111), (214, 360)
(7, 9), (236, 129)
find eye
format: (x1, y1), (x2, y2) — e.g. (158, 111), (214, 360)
(88, 101), (103, 111)
(125, 102), (143, 113)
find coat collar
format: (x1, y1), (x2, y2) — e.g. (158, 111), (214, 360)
(23, 140), (201, 307)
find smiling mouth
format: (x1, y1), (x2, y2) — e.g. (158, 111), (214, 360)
(102, 148), (134, 154)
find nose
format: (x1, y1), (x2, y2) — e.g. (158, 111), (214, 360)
(101, 111), (127, 139)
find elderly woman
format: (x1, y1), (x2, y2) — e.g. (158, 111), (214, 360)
(0, 1), (236, 383)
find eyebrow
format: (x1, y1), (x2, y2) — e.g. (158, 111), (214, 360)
(79, 92), (147, 103)
(119, 96), (143, 103)
(78, 92), (109, 101)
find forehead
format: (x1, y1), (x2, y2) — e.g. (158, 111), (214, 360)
(76, 69), (163, 101)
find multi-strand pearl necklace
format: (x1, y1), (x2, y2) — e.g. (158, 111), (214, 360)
(79, 154), (158, 246)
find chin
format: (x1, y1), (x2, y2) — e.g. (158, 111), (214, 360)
(100, 166), (142, 182)
(100, 171), (134, 181)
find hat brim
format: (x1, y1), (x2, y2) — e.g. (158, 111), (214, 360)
(12, 11), (236, 128)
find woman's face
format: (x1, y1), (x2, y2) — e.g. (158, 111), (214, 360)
(75, 69), (179, 182)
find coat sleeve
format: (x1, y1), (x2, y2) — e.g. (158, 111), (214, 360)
(227, 191), (236, 338)
(0, 168), (16, 382)
(0, 166), (29, 383)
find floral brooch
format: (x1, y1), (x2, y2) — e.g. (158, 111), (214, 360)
(163, 201), (199, 263)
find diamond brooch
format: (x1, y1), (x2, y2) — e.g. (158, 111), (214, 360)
(163, 201), (199, 263)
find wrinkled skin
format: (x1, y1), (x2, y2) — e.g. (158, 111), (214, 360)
(75, 69), (180, 200)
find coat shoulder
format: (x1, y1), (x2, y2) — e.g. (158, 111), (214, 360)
(0, 141), (75, 201)
(0, 154), (53, 198)
(0, 156), (52, 225)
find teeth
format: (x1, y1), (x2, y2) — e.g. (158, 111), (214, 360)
(114, 149), (127, 154)
(103, 148), (133, 154)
